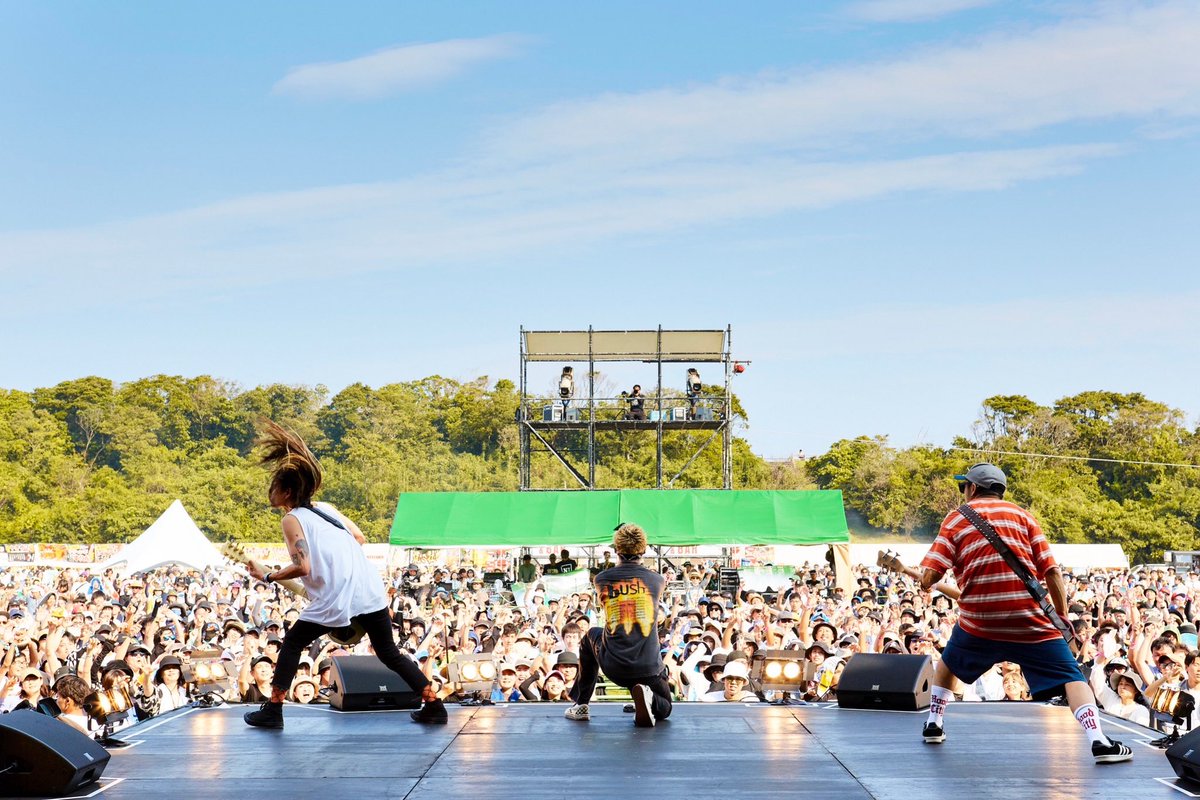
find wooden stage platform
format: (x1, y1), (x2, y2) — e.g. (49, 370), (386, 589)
(17, 702), (1193, 800)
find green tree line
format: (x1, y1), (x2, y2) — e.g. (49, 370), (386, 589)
(0, 374), (805, 544)
(808, 392), (1200, 562)
(0, 378), (1195, 560)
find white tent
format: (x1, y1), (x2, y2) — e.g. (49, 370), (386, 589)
(104, 500), (226, 574)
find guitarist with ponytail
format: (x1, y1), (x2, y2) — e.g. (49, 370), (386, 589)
(243, 421), (447, 729)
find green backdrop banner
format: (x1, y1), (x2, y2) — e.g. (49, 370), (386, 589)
(389, 490), (848, 548)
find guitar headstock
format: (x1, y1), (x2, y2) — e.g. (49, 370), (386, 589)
(876, 550), (905, 573)
(220, 541), (249, 565)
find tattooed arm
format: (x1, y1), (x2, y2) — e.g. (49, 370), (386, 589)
(248, 514), (311, 582)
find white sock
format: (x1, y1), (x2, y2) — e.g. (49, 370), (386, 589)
(1074, 704), (1110, 746)
(926, 686), (953, 727)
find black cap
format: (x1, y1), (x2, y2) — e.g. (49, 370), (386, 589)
(102, 659), (134, 677)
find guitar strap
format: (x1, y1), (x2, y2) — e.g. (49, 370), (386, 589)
(957, 503), (1075, 647)
(301, 504), (348, 531)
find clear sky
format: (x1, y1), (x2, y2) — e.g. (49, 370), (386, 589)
(2, 1), (1197, 458)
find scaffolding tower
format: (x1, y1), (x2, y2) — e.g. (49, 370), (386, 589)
(518, 326), (735, 490)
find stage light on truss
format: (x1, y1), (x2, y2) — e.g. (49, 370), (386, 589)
(449, 654), (499, 694)
(751, 649), (809, 692)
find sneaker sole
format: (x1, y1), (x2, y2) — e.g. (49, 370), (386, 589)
(1094, 753), (1132, 764)
(923, 734), (945, 744)
(632, 685), (655, 728)
(410, 714), (448, 725)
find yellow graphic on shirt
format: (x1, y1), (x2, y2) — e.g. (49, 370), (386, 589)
(601, 579), (654, 636)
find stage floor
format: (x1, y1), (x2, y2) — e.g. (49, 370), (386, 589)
(21, 702), (1194, 800)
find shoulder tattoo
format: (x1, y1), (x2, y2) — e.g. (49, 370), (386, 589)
(291, 536), (309, 566)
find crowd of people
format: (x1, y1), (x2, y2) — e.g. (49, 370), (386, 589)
(0, 544), (1193, 735)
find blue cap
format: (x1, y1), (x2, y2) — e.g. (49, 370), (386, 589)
(954, 462), (1007, 489)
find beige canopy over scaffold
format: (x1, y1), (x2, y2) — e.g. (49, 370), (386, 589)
(522, 329), (727, 362)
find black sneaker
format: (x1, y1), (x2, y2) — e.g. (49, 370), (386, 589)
(410, 699), (449, 725)
(922, 722), (945, 743)
(244, 702), (284, 729)
(1092, 739), (1133, 764)
(622, 703), (634, 713)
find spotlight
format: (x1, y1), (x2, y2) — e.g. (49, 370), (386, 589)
(1151, 687), (1195, 748)
(84, 686), (133, 748)
(449, 653), (499, 696)
(751, 649), (809, 697)
(181, 649), (233, 697)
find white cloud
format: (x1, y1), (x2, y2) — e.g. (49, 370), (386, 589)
(484, 2), (1200, 165)
(273, 35), (526, 100)
(2, 2), (1197, 312)
(0, 144), (1117, 309)
(847, 0), (998, 23)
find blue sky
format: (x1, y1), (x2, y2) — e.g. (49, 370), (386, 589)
(2, 1), (1197, 458)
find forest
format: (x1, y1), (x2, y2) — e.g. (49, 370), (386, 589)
(0, 376), (1196, 561)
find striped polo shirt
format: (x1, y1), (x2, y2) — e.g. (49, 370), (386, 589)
(920, 498), (1061, 644)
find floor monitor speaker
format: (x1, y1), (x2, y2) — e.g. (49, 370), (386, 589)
(1166, 727), (1200, 785)
(837, 653), (933, 711)
(0, 710), (110, 797)
(328, 655), (422, 712)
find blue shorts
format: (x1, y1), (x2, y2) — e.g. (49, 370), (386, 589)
(940, 625), (1085, 701)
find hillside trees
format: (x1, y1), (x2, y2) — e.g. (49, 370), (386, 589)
(0, 377), (1194, 558)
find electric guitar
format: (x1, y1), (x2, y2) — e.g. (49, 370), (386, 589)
(219, 542), (366, 646)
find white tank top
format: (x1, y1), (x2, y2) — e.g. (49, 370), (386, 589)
(288, 503), (387, 626)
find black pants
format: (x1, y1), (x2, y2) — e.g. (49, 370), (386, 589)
(569, 628), (672, 719)
(272, 607), (429, 695)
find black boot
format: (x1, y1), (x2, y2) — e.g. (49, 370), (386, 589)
(410, 699), (448, 725)
(244, 701), (284, 729)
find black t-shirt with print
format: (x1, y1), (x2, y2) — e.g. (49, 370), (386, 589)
(594, 559), (665, 678)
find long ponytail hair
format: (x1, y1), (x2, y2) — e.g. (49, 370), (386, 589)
(257, 420), (322, 508)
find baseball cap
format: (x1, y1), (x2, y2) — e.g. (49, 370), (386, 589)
(954, 463), (1007, 490)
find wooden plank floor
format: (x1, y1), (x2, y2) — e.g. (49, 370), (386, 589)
(19, 702), (1191, 800)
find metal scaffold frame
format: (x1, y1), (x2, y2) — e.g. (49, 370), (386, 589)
(518, 326), (735, 491)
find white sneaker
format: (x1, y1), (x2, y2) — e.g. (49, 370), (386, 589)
(564, 704), (590, 721)
(631, 684), (655, 728)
